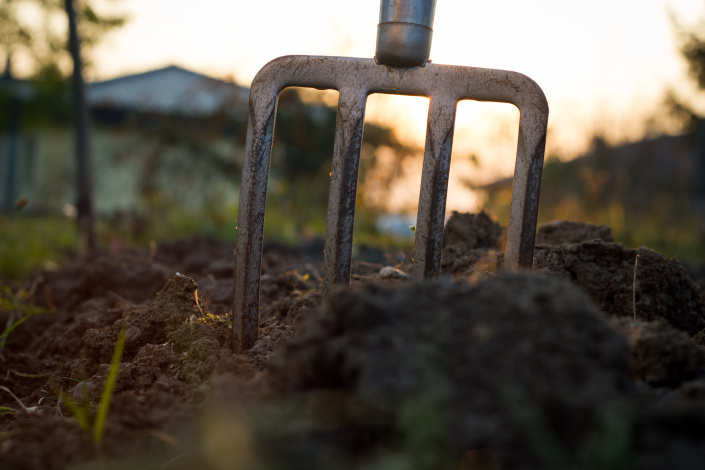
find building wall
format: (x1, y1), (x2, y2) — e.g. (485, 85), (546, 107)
(0, 125), (243, 217)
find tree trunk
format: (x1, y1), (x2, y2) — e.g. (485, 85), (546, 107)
(65, 0), (95, 257)
(3, 95), (20, 213)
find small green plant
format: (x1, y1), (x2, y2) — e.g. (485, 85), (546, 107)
(62, 322), (128, 450)
(93, 322), (127, 448)
(0, 281), (50, 358)
(61, 387), (92, 433)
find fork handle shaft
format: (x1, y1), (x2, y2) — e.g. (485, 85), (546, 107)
(376, 0), (437, 67)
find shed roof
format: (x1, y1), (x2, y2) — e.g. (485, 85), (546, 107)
(88, 65), (249, 117)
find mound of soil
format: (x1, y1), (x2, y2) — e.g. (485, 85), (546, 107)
(441, 211), (504, 275)
(535, 242), (705, 336)
(1, 216), (705, 470)
(613, 318), (705, 387)
(1, 239), (299, 470)
(440, 216), (705, 336)
(535, 220), (614, 245)
(269, 273), (634, 468)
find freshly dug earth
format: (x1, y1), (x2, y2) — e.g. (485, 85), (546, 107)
(269, 273), (635, 469)
(442, 213), (705, 335)
(1, 216), (705, 470)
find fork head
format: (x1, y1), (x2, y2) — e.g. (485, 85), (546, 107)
(232, 54), (548, 353)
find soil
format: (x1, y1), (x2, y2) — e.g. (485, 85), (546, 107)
(1, 217), (705, 470)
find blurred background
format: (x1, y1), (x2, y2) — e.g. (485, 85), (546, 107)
(2, 0), (705, 281)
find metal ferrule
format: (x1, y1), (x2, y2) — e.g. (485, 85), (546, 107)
(375, 0), (437, 67)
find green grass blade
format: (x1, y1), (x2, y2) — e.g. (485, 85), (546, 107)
(0, 314), (30, 342)
(92, 322), (127, 448)
(61, 393), (92, 432)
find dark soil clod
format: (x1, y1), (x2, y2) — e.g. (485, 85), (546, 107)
(536, 220), (614, 245)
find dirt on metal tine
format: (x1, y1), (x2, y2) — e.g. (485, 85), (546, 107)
(232, 0), (549, 353)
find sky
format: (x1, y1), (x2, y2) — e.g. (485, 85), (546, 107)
(91, 0), (705, 211)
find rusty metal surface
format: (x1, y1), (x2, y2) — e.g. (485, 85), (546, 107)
(232, 55), (549, 352)
(413, 94), (456, 279)
(323, 90), (367, 292)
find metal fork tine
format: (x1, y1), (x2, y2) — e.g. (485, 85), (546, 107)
(323, 89), (368, 293)
(504, 110), (548, 269)
(232, 82), (278, 354)
(413, 95), (457, 279)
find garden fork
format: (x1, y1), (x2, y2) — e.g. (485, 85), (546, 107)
(233, 0), (549, 352)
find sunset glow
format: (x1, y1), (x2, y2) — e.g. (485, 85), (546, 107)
(87, 0), (705, 212)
